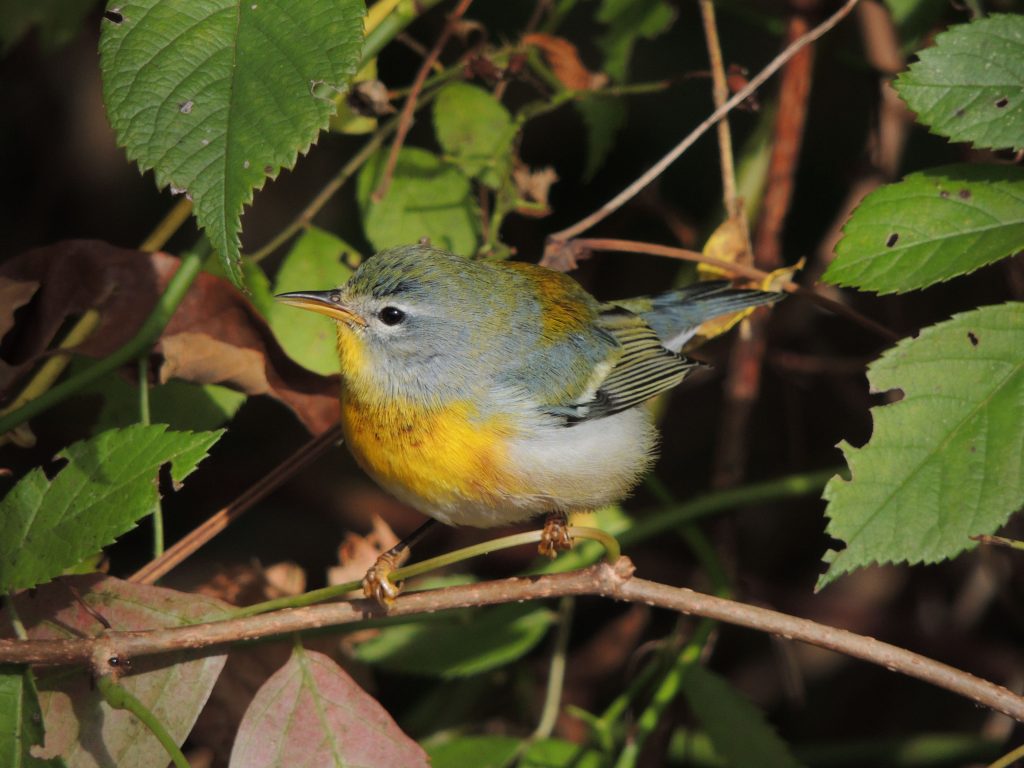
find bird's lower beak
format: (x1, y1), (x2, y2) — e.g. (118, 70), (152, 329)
(274, 290), (366, 326)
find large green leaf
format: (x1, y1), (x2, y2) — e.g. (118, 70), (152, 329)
(683, 666), (804, 768)
(819, 303), (1024, 589)
(98, 0), (365, 286)
(824, 165), (1024, 294)
(433, 82), (516, 189)
(357, 147), (479, 254)
(575, 95), (626, 181)
(0, 666), (64, 768)
(5, 575), (229, 768)
(0, 424), (222, 591)
(229, 645), (428, 767)
(895, 14), (1024, 152)
(268, 227), (356, 375)
(353, 603), (554, 678)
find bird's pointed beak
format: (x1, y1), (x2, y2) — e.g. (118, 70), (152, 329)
(274, 290), (367, 326)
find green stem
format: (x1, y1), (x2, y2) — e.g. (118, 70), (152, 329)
(96, 675), (190, 768)
(989, 743), (1024, 768)
(4, 593), (28, 640)
(231, 526), (617, 618)
(614, 619), (716, 768)
(360, 0), (450, 64)
(0, 242), (208, 438)
(138, 358), (164, 558)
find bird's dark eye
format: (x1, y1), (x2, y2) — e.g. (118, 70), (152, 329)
(378, 306), (406, 326)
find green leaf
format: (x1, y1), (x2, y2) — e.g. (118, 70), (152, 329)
(427, 736), (605, 768)
(824, 164), (1024, 294)
(0, 424), (222, 591)
(596, 0), (676, 80)
(0, 0), (95, 52)
(0, 666), (64, 768)
(357, 147), (479, 255)
(268, 227), (357, 375)
(683, 666), (805, 768)
(357, 148), (477, 252)
(819, 303), (1024, 589)
(433, 82), (516, 189)
(98, 0), (366, 286)
(6, 575), (229, 767)
(895, 14), (1024, 152)
(353, 603), (554, 678)
(575, 95), (627, 180)
(230, 645), (428, 767)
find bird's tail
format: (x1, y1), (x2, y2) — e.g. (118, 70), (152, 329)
(612, 281), (783, 353)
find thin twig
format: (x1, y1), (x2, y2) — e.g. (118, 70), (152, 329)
(699, 0), (741, 226)
(4, 559), (1024, 723)
(713, 13), (815, 490)
(546, 0), (859, 244)
(372, 0), (475, 202)
(129, 424), (344, 585)
(572, 238), (900, 342)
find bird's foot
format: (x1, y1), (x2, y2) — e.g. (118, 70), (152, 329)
(538, 511), (574, 559)
(363, 552), (402, 606)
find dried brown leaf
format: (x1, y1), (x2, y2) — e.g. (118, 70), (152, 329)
(523, 33), (607, 91)
(327, 515), (400, 592)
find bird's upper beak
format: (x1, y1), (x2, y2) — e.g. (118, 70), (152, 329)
(274, 290), (366, 326)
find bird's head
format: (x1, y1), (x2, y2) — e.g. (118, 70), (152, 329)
(276, 244), (516, 401)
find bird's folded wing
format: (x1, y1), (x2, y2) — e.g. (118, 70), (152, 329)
(552, 307), (698, 424)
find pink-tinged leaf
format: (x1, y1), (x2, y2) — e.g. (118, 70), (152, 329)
(2, 575), (230, 768)
(229, 645), (428, 768)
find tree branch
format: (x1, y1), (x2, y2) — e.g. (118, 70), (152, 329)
(4, 558), (1023, 722)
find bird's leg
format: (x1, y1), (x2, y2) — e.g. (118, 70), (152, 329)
(362, 518), (440, 605)
(538, 510), (574, 558)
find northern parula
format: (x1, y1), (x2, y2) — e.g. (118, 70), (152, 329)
(277, 244), (780, 602)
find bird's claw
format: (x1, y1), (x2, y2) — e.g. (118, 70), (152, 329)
(538, 512), (574, 559)
(363, 553), (402, 606)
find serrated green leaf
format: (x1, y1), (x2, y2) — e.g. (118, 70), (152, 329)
(819, 303), (1024, 589)
(229, 645), (428, 767)
(0, 424), (222, 591)
(353, 603), (553, 678)
(895, 14), (1024, 152)
(0, 666), (64, 768)
(433, 82), (516, 189)
(356, 147), (479, 254)
(683, 666), (804, 768)
(98, 0), (366, 286)
(268, 227), (356, 375)
(824, 164), (1024, 294)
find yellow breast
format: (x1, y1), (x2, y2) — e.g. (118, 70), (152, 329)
(340, 389), (524, 511)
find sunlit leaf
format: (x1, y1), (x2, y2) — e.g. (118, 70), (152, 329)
(824, 165), (1024, 294)
(357, 147), (479, 254)
(434, 82), (516, 188)
(269, 227), (357, 375)
(0, 424), (221, 591)
(895, 14), (1024, 152)
(819, 303), (1024, 588)
(99, 0), (366, 286)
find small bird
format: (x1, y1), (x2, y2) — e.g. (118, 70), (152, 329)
(277, 244), (780, 603)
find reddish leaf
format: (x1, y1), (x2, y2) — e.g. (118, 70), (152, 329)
(0, 240), (339, 434)
(2, 575), (230, 768)
(229, 645), (428, 768)
(523, 34), (607, 91)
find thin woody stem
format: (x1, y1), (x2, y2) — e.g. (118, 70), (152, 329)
(3, 559), (1023, 723)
